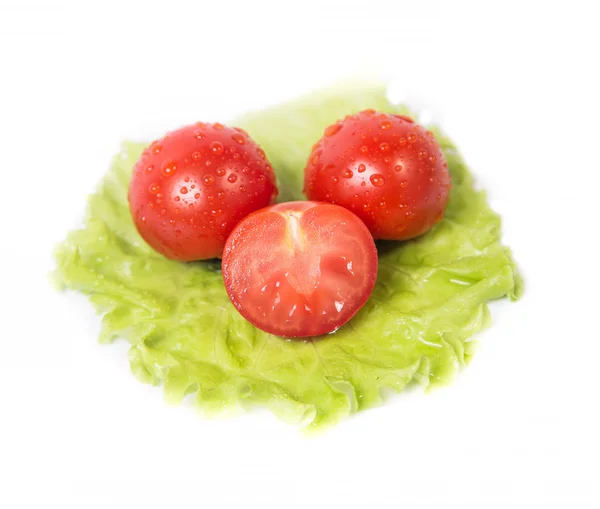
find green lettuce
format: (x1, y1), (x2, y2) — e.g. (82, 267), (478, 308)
(53, 84), (522, 430)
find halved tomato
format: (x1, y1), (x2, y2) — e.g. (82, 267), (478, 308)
(222, 201), (378, 338)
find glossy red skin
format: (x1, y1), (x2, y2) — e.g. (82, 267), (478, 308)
(128, 122), (277, 260)
(222, 201), (378, 338)
(304, 110), (451, 240)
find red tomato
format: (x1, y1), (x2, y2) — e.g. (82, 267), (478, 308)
(129, 123), (277, 261)
(222, 201), (378, 338)
(304, 110), (451, 240)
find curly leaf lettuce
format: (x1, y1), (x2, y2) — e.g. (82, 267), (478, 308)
(53, 85), (522, 430)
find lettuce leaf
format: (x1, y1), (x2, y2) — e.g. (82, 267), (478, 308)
(53, 84), (522, 430)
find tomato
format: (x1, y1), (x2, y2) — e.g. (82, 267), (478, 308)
(128, 122), (277, 261)
(304, 110), (451, 240)
(222, 201), (378, 338)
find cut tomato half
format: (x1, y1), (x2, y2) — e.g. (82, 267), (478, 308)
(222, 201), (378, 338)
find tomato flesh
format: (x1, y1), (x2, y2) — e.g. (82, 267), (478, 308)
(222, 202), (378, 338)
(304, 110), (451, 240)
(128, 122), (277, 261)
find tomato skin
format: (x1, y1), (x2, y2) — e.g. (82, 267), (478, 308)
(222, 202), (378, 338)
(128, 123), (277, 261)
(304, 111), (451, 240)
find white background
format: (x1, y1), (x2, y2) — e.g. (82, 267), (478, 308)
(1, 1), (599, 508)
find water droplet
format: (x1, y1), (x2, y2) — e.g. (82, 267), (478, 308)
(400, 180), (408, 188)
(384, 157), (391, 164)
(363, 109), (376, 116)
(379, 200), (386, 208)
(217, 191), (225, 199)
(180, 186), (188, 194)
(436, 211), (443, 222)
(380, 120), (392, 130)
(145, 165), (154, 173)
(194, 193), (200, 199)
(242, 166), (249, 174)
(203, 174), (215, 186)
(213, 122), (225, 130)
(436, 193), (442, 201)
(407, 133), (417, 143)
(362, 203), (371, 211)
(232, 133), (246, 144)
(343, 169), (353, 178)
(151, 142), (162, 154)
(161, 161), (177, 177)
(207, 194), (215, 202)
(311, 151), (322, 165)
(405, 211), (416, 219)
(148, 184), (160, 194)
(257, 174), (266, 182)
(360, 146), (369, 154)
(370, 174), (385, 187)
(169, 219), (176, 226)
(429, 155), (437, 163)
(210, 141), (224, 155)
(194, 131), (206, 140)
(257, 148), (266, 159)
(325, 123), (342, 136)
(426, 130), (435, 138)
(398, 137), (407, 147)
(215, 167), (226, 177)
(331, 176), (339, 183)
(379, 142), (390, 152)
(227, 173), (238, 183)
(174, 196), (180, 202)
(239, 185), (246, 192)
(395, 114), (414, 123)
(419, 150), (428, 160)
(192, 152), (202, 161)
(360, 181), (366, 187)
(175, 229), (182, 236)
(141, 216), (146, 223)
(334, 301), (344, 312)
(357, 163), (366, 173)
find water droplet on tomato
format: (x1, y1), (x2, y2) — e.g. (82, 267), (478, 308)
(379, 142), (390, 152)
(379, 200), (386, 208)
(311, 151), (322, 165)
(331, 176), (339, 184)
(145, 165), (153, 173)
(239, 185), (246, 192)
(180, 186), (188, 194)
(370, 174), (385, 187)
(325, 123), (342, 136)
(395, 164), (403, 172)
(217, 191), (225, 200)
(174, 196), (180, 202)
(227, 173), (238, 183)
(161, 161), (177, 177)
(203, 174), (215, 186)
(400, 180), (408, 188)
(194, 131), (206, 140)
(399, 137), (407, 147)
(257, 148), (266, 159)
(210, 141), (224, 155)
(429, 155), (437, 163)
(343, 169), (353, 178)
(232, 133), (246, 144)
(207, 194), (215, 202)
(362, 203), (371, 211)
(213, 123), (225, 130)
(214, 167), (225, 177)
(360, 146), (369, 154)
(192, 151), (202, 161)
(148, 184), (160, 194)
(407, 133), (417, 143)
(151, 142), (162, 154)
(357, 163), (366, 173)
(419, 150), (428, 160)
(141, 216), (146, 223)
(363, 109), (376, 116)
(194, 193), (200, 199)
(360, 181), (366, 187)
(383, 157), (391, 164)
(380, 120), (392, 130)
(257, 174), (266, 182)
(436, 193), (442, 201)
